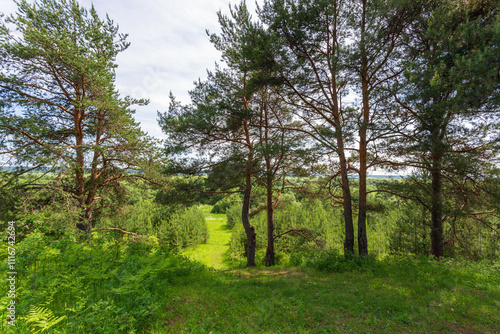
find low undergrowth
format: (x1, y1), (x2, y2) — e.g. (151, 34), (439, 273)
(1, 212), (499, 333)
(0, 232), (207, 333)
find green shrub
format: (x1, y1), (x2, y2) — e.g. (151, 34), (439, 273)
(156, 206), (208, 249)
(227, 200), (344, 260)
(226, 203), (241, 229)
(0, 234), (208, 334)
(0, 202), (81, 244)
(98, 199), (162, 236)
(299, 250), (379, 273)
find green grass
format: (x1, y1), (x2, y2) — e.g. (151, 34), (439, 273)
(150, 263), (500, 333)
(164, 205), (500, 333)
(2, 205), (499, 333)
(181, 205), (232, 269)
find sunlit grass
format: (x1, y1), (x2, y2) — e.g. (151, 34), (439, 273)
(150, 265), (500, 333)
(181, 205), (232, 269)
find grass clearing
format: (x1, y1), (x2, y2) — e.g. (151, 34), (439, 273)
(2, 205), (498, 333)
(152, 265), (500, 333)
(181, 205), (232, 269)
(161, 206), (500, 333)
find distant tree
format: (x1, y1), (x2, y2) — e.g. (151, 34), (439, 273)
(0, 0), (161, 231)
(386, 0), (500, 257)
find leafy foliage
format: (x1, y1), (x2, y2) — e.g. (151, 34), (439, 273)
(227, 199), (345, 261)
(226, 202), (242, 229)
(24, 306), (67, 333)
(0, 232), (207, 333)
(0, 0), (162, 231)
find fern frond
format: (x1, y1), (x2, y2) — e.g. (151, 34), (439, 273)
(25, 306), (67, 333)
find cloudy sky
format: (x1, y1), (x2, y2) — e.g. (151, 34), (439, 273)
(0, 0), (260, 138)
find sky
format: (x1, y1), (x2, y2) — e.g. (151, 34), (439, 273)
(0, 0), (260, 138)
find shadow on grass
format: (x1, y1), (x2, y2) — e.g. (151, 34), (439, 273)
(218, 224), (232, 231)
(159, 260), (500, 333)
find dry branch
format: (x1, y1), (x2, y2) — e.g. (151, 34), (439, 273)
(91, 228), (142, 240)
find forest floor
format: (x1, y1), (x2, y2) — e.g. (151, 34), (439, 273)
(181, 205), (232, 269)
(3, 206), (499, 333)
(165, 206), (500, 334)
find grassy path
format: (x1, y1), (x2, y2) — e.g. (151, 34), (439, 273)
(173, 206), (500, 333)
(181, 205), (232, 269)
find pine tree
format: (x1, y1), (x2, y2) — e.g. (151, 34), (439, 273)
(261, 0), (357, 256)
(386, 0), (500, 257)
(0, 0), (160, 231)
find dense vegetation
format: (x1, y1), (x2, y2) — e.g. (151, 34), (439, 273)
(0, 199), (499, 333)
(0, 0), (499, 332)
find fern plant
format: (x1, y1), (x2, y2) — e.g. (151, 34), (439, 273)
(24, 306), (66, 333)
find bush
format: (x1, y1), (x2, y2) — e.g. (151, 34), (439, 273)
(227, 199), (344, 260)
(98, 199), (162, 236)
(226, 203), (241, 229)
(157, 206), (208, 249)
(299, 250), (379, 273)
(211, 193), (242, 214)
(0, 209), (80, 246)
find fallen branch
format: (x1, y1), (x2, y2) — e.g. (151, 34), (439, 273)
(91, 228), (142, 240)
(274, 229), (310, 241)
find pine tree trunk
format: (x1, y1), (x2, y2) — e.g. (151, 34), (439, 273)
(358, 92), (369, 256)
(332, 82), (354, 256)
(430, 125), (444, 258)
(339, 149), (355, 256)
(357, 0), (369, 257)
(430, 154), (443, 258)
(265, 180), (275, 266)
(75, 105), (90, 232)
(77, 205), (93, 232)
(242, 172), (256, 267)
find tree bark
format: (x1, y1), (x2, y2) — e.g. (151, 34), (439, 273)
(241, 132), (256, 266)
(75, 105), (90, 232)
(358, 91), (369, 256)
(242, 178), (256, 267)
(331, 65), (354, 257)
(339, 148), (355, 256)
(357, 0), (369, 257)
(265, 176), (275, 266)
(430, 129), (443, 257)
